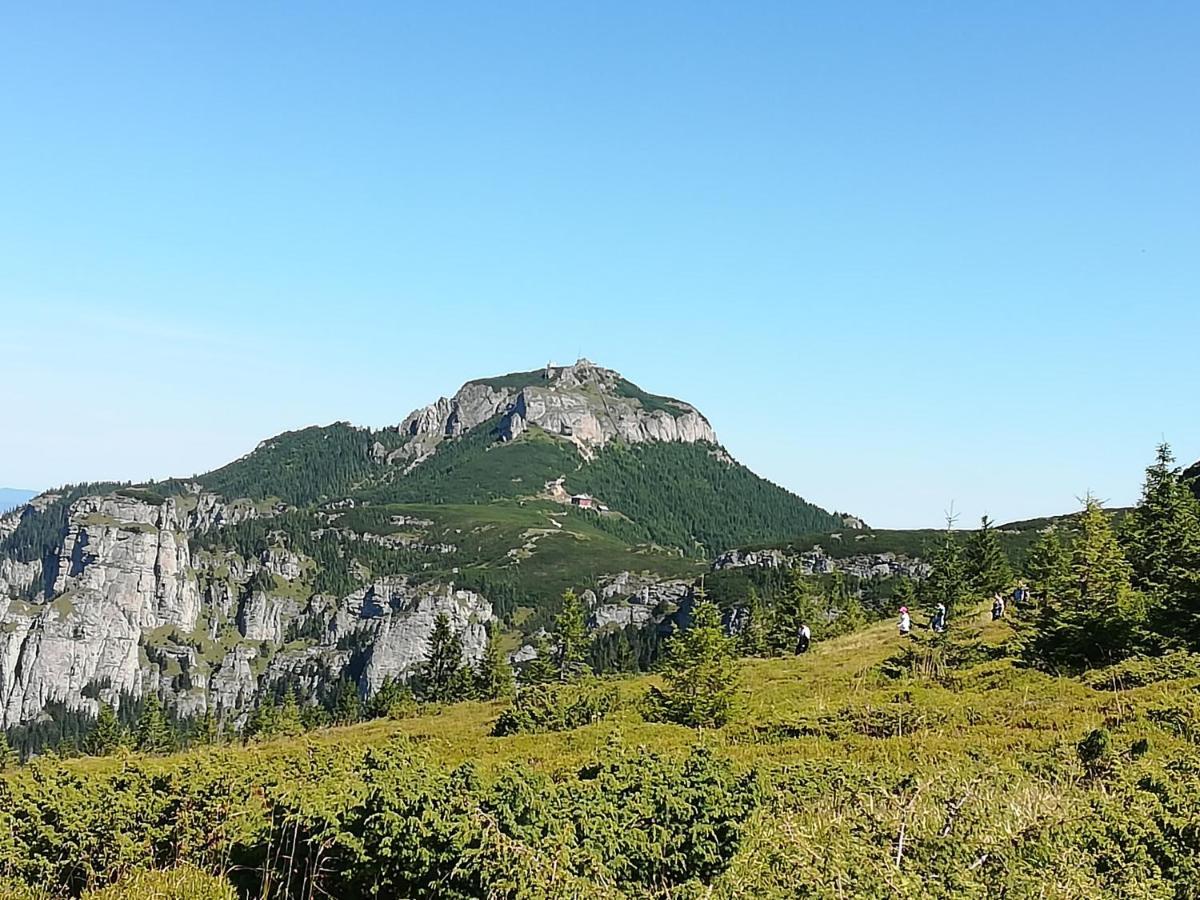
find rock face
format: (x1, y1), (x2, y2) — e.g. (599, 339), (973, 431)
(391, 358), (717, 464)
(0, 490), (497, 728)
(712, 547), (930, 580)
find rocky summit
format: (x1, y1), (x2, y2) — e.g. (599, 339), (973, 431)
(0, 361), (843, 731)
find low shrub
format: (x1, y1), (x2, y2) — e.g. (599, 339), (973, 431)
(81, 866), (236, 899)
(1081, 651), (1200, 691)
(491, 679), (619, 737)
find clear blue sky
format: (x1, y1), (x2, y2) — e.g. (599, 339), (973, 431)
(2, 2), (1198, 528)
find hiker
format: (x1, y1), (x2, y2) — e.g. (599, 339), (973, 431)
(932, 602), (947, 633)
(899, 606), (912, 637)
(796, 622), (811, 654)
(992, 592), (1005, 620)
(1012, 584), (1028, 607)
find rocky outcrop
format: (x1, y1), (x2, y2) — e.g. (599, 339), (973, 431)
(0, 489), (498, 729)
(390, 359), (717, 465)
(712, 547), (929, 580)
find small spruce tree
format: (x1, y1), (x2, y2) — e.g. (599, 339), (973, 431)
(521, 632), (557, 685)
(645, 592), (740, 728)
(923, 520), (969, 616)
(84, 702), (124, 756)
(1121, 443), (1200, 648)
(965, 515), (1012, 597)
(416, 612), (469, 702)
(276, 688), (304, 737)
(738, 586), (771, 657)
(134, 693), (173, 755)
(554, 588), (590, 682)
(474, 626), (516, 700)
(0, 729), (16, 771)
(1026, 498), (1146, 671)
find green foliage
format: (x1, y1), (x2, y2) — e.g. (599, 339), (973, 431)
(0, 483), (122, 570)
(491, 678), (619, 736)
(0, 730), (15, 772)
(1122, 443), (1200, 649)
(769, 570), (823, 654)
(553, 588), (590, 681)
(610, 378), (689, 417)
(738, 586), (771, 657)
(370, 677), (418, 720)
(922, 524), (969, 615)
(1081, 650), (1200, 690)
(414, 613), (472, 703)
(83, 704), (124, 757)
(964, 515), (1012, 596)
(134, 694), (173, 755)
(194, 422), (384, 505)
(644, 595), (740, 728)
(81, 866), (237, 899)
(1026, 499), (1147, 672)
(568, 441), (843, 556)
(473, 628), (515, 701)
(520, 633), (557, 686)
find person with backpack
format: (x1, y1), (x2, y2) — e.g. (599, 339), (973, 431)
(932, 602), (947, 633)
(992, 592), (1005, 620)
(899, 606), (912, 636)
(796, 622), (812, 654)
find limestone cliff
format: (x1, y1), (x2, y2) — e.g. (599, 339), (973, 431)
(392, 358), (717, 465)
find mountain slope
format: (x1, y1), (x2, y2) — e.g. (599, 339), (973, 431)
(0, 359), (841, 735)
(0, 489), (37, 515)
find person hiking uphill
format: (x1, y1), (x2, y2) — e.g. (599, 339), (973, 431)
(796, 622), (811, 654)
(992, 592), (1006, 621)
(898, 606), (912, 637)
(931, 602), (947, 633)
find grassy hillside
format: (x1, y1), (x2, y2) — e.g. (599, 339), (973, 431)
(6, 608), (1199, 897)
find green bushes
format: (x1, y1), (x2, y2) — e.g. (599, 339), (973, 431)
(0, 735), (760, 899)
(492, 679), (619, 736)
(1081, 650), (1200, 690)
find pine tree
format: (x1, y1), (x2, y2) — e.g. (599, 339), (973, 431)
(134, 693), (173, 754)
(0, 730), (16, 771)
(474, 626), (516, 700)
(521, 632), (557, 685)
(893, 576), (917, 612)
(276, 688), (304, 737)
(553, 588), (590, 682)
(610, 629), (637, 672)
(416, 612), (468, 702)
(1027, 498), (1146, 671)
(645, 593), (740, 728)
(331, 679), (363, 725)
(198, 708), (221, 746)
(923, 523), (969, 616)
(965, 515), (1012, 597)
(771, 569), (822, 654)
(84, 702), (124, 756)
(738, 586), (771, 657)
(1121, 443), (1200, 648)
(1025, 529), (1072, 608)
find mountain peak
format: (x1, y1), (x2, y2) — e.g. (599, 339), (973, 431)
(393, 362), (715, 468)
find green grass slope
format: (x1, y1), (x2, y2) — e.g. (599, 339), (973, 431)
(8, 609), (1200, 897)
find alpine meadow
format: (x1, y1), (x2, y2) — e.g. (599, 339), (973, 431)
(5, 4), (1200, 899)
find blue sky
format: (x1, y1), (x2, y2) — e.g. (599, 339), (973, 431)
(2, 2), (1197, 528)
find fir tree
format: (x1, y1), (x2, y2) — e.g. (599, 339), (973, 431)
(738, 586), (771, 657)
(923, 521), (969, 616)
(416, 612), (469, 702)
(1026, 498), (1146, 671)
(134, 693), (173, 755)
(610, 629), (637, 672)
(1025, 529), (1072, 608)
(244, 693), (278, 742)
(276, 688), (304, 737)
(198, 708), (221, 746)
(521, 632), (557, 686)
(645, 592), (740, 728)
(0, 730), (16, 771)
(553, 588), (590, 682)
(331, 679), (364, 725)
(771, 569), (822, 654)
(1121, 443), (1200, 648)
(84, 702), (124, 756)
(474, 626), (516, 700)
(964, 515), (1012, 597)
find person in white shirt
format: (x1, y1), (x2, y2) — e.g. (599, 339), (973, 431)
(899, 606), (912, 636)
(796, 622), (812, 654)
